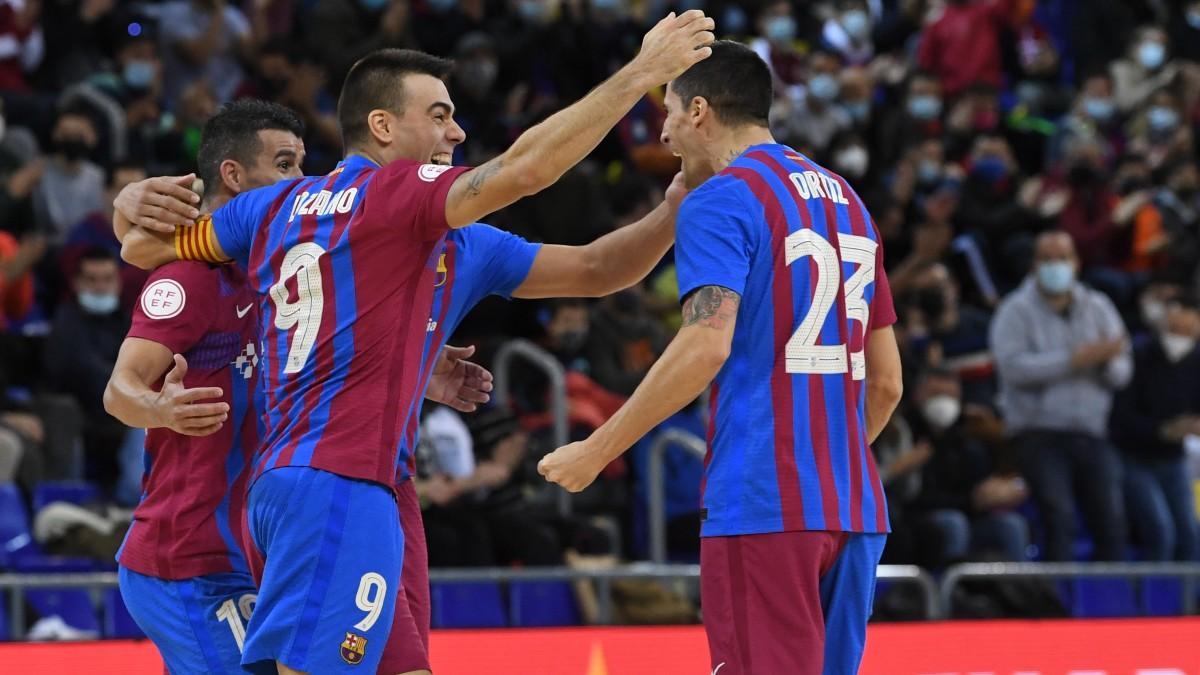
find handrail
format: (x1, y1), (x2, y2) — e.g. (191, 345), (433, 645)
(491, 339), (570, 516)
(939, 561), (1200, 617)
(646, 428), (707, 564)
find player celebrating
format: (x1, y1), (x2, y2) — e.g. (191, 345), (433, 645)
(538, 41), (904, 675)
(116, 15), (715, 674)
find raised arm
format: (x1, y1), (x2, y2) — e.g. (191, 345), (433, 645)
(514, 173), (685, 299)
(442, 11), (714, 229)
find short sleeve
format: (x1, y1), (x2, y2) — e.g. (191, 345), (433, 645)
(868, 232), (897, 330)
(674, 184), (754, 302)
(473, 224), (541, 301)
(126, 262), (217, 355)
(365, 161), (472, 242)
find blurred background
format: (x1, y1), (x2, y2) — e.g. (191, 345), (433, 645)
(0, 0), (1199, 651)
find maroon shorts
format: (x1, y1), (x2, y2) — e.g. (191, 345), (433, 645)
(701, 530), (885, 675)
(378, 480), (431, 674)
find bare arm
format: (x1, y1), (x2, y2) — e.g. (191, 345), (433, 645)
(442, 11), (713, 229)
(103, 341), (229, 435)
(121, 227), (182, 270)
(864, 325), (903, 443)
(538, 286), (737, 492)
(515, 172), (685, 299)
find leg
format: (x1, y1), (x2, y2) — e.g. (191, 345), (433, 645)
(1017, 433), (1076, 561)
(379, 481), (433, 675)
(242, 467), (401, 673)
(1150, 459), (1200, 561)
(819, 534), (887, 675)
(921, 509), (971, 563)
(1071, 438), (1128, 561)
(701, 531), (838, 675)
(1122, 459), (1173, 561)
(970, 512), (1030, 561)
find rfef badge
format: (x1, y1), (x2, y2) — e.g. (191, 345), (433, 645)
(340, 632), (367, 665)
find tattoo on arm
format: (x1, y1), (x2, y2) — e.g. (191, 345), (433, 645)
(681, 285), (741, 329)
(464, 159), (504, 198)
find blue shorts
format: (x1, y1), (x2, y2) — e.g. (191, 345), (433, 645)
(243, 466), (401, 672)
(118, 566), (261, 674)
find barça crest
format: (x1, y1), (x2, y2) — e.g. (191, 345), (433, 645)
(340, 632), (367, 665)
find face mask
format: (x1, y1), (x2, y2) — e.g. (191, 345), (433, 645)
(1147, 106), (1179, 133)
(1162, 333), (1197, 363)
(458, 59), (498, 93)
(1138, 41), (1166, 70)
(917, 159), (942, 185)
(78, 291), (119, 315)
(907, 95), (942, 121)
(123, 60), (155, 90)
(807, 74), (839, 102)
(765, 15), (796, 44)
(359, 0), (389, 10)
(843, 100), (870, 123)
(1142, 298), (1167, 328)
(1082, 96), (1114, 122)
(54, 137), (91, 162)
(834, 146), (868, 178)
(518, 0), (549, 23)
(427, 0), (457, 11)
(841, 9), (870, 39)
(922, 395), (961, 431)
(971, 155), (1009, 183)
(1036, 260), (1075, 294)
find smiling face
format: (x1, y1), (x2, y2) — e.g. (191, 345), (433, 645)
(377, 73), (466, 166)
(661, 83), (713, 189)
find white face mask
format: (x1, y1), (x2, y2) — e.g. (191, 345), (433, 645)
(834, 146), (869, 178)
(922, 395), (961, 431)
(1141, 299), (1167, 329)
(1162, 333), (1197, 363)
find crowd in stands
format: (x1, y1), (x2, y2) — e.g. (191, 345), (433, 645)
(1, 0), (1199, 592)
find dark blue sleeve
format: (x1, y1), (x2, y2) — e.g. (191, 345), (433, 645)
(674, 183), (754, 302)
(463, 224), (541, 305)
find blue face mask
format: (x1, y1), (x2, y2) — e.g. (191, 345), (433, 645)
(1036, 261), (1075, 294)
(1148, 106), (1179, 133)
(844, 100), (870, 122)
(971, 155), (1009, 183)
(1082, 96), (1114, 122)
(807, 74), (839, 102)
(722, 5), (747, 35)
(359, 0), (389, 10)
(123, 60), (155, 90)
(908, 95), (942, 121)
(78, 291), (119, 315)
(841, 9), (870, 40)
(1138, 41), (1166, 70)
(765, 15), (796, 44)
(917, 159), (942, 185)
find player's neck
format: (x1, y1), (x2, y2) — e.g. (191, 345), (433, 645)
(708, 126), (776, 175)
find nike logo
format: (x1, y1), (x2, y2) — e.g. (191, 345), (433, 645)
(712, 664), (726, 675)
(236, 304), (252, 319)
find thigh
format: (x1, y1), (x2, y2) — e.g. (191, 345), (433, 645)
(701, 531), (840, 675)
(819, 534), (887, 675)
(379, 480), (431, 675)
(118, 567), (258, 675)
(1017, 434), (1074, 508)
(243, 468), (402, 673)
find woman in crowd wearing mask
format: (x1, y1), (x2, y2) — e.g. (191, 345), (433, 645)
(750, 0), (807, 94)
(773, 50), (851, 156)
(1127, 91), (1192, 171)
(1111, 297), (1200, 562)
(32, 109), (106, 246)
(1111, 25), (1178, 115)
(821, 0), (874, 66)
(1052, 73), (1124, 165)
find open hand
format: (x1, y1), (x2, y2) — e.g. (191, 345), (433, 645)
(632, 10), (715, 87)
(114, 175), (201, 233)
(426, 344), (494, 413)
(152, 354), (228, 436)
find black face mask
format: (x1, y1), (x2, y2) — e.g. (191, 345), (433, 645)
(1067, 163), (1101, 187)
(916, 287), (948, 322)
(55, 137), (92, 162)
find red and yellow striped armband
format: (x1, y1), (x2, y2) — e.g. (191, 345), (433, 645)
(173, 215), (227, 263)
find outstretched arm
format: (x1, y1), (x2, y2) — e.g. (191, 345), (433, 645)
(442, 11), (713, 229)
(538, 285), (737, 492)
(514, 173), (686, 299)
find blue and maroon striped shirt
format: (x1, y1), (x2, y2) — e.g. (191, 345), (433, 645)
(675, 143), (896, 537)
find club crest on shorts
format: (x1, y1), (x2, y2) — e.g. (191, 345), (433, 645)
(340, 632), (367, 665)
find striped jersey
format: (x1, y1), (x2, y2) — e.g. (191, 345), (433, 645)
(117, 261), (261, 579)
(179, 155), (470, 489)
(674, 143), (896, 537)
(396, 223), (541, 482)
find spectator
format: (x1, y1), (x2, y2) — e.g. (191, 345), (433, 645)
(838, 65), (874, 133)
(748, 0), (805, 93)
(874, 70), (943, 169)
(820, 0), (874, 66)
(956, 133), (1035, 292)
(1110, 25), (1179, 115)
(0, 0), (43, 92)
(990, 231), (1131, 561)
(773, 50), (851, 156)
(916, 0), (1027, 99)
(1150, 155), (1200, 288)
(1112, 297), (1200, 561)
(42, 247), (141, 504)
(1052, 72), (1123, 166)
(156, 0), (261, 108)
(32, 109), (105, 245)
(38, 0), (118, 90)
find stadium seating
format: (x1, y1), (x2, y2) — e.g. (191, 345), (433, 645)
(430, 582), (507, 629)
(509, 581), (580, 627)
(32, 481), (102, 513)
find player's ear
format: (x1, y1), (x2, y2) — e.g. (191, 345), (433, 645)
(691, 96), (709, 128)
(219, 159), (243, 195)
(367, 109), (393, 145)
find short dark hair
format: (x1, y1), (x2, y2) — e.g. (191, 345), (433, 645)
(669, 40), (771, 128)
(196, 99), (304, 199)
(337, 49), (454, 149)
